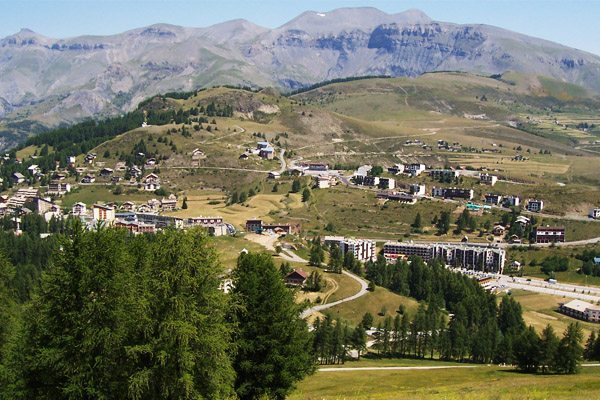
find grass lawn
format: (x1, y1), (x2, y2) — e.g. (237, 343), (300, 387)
(60, 185), (155, 208)
(324, 271), (362, 304)
(324, 285), (419, 326)
(290, 363), (600, 400)
(500, 290), (599, 338)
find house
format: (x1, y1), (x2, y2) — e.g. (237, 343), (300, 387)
(99, 168), (114, 177)
(239, 153), (249, 160)
(431, 187), (474, 200)
(378, 177), (395, 190)
(245, 219), (300, 235)
(161, 195), (177, 211)
(11, 172), (25, 184)
(479, 173), (498, 186)
(404, 163), (426, 176)
(84, 153), (97, 164)
(72, 202), (87, 216)
(129, 165), (143, 178)
(67, 156), (76, 166)
(52, 172), (67, 181)
(484, 194), (503, 205)
(288, 167), (305, 176)
(186, 216), (224, 227)
(259, 146), (275, 160)
(146, 198), (161, 211)
(284, 269), (308, 286)
(115, 162), (127, 171)
(120, 201), (136, 212)
(409, 184), (426, 197)
(191, 148), (205, 160)
(315, 175), (331, 189)
(111, 176), (122, 184)
(27, 165), (41, 175)
(257, 141), (271, 149)
(268, 171), (281, 179)
(590, 208), (600, 219)
(559, 300), (600, 323)
(81, 174), (96, 184)
(534, 226), (565, 243)
(354, 165), (372, 177)
(492, 225), (506, 236)
(510, 261), (522, 270)
(142, 173), (160, 191)
(145, 158), (157, 167)
(503, 196), (521, 208)
(526, 199), (544, 212)
(114, 220), (156, 235)
(387, 163), (404, 175)
(378, 191), (417, 204)
(514, 215), (530, 226)
(47, 181), (71, 196)
(93, 204), (116, 222)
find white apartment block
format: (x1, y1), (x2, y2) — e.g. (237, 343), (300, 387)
(324, 236), (376, 262)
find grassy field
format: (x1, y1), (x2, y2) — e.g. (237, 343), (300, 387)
(324, 285), (419, 326)
(60, 185), (155, 208)
(290, 362), (600, 400)
(500, 290), (599, 338)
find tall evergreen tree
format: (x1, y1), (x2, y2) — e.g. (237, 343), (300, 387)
(232, 252), (314, 400)
(554, 323), (584, 374)
(540, 325), (560, 373)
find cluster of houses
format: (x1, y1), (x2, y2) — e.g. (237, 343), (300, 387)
(245, 219), (301, 235)
(382, 241), (506, 273)
(323, 236), (377, 262)
(240, 141), (276, 161)
(77, 202), (233, 236)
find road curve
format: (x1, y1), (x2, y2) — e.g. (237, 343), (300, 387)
(301, 270), (369, 319)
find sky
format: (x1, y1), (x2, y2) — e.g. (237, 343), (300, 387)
(1, 0), (599, 56)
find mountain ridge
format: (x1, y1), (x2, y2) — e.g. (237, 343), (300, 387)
(1, 6), (600, 150)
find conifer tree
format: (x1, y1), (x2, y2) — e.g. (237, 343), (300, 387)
(232, 252), (314, 400)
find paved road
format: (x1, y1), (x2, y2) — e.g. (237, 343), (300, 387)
(301, 270), (370, 319)
(277, 149), (286, 173)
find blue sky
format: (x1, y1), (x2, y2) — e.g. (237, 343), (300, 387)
(2, 0), (599, 56)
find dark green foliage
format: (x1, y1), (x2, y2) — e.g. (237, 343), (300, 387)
(584, 330), (600, 361)
(327, 244), (343, 274)
(232, 253), (314, 400)
(309, 237), (324, 267)
(368, 166), (384, 176)
(436, 211), (451, 234)
(540, 255), (569, 275)
(182, 196), (188, 209)
(305, 270), (323, 292)
(6, 228), (235, 399)
(302, 188), (311, 202)
(291, 179), (301, 193)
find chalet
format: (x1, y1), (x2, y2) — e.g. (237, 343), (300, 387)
(13, 188), (39, 203)
(71, 202), (86, 216)
(404, 163), (426, 176)
(268, 171), (281, 179)
(147, 198), (161, 211)
(259, 146), (275, 160)
(93, 204), (116, 222)
(129, 166), (143, 178)
(284, 269), (308, 286)
(534, 226), (565, 243)
(81, 174), (96, 184)
(431, 187), (474, 200)
(120, 201), (136, 212)
(191, 148), (205, 160)
(559, 300), (600, 323)
(492, 225), (506, 236)
(239, 153), (249, 160)
(315, 175), (331, 189)
(67, 156), (76, 166)
(142, 173), (160, 191)
(114, 220), (156, 235)
(84, 153), (97, 164)
(47, 181), (71, 196)
(409, 184), (426, 197)
(111, 176), (122, 184)
(590, 208), (600, 219)
(503, 196), (521, 208)
(52, 172), (67, 181)
(378, 177), (395, 190)
(115, 162), (127, 171)
(387, 163), (404, 175)
(11, 172), (25, 184)
(99, 168), (114, 177)
(484, 194), (503, 205)
(27, 165), (41, 175)
(161, 195), (177, 211)
(145, 158), (157, 167)
(479, 173), (498, 186)
(526, 199), (544, 212)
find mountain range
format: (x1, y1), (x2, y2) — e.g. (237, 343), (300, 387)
(1, 7), (600, 148)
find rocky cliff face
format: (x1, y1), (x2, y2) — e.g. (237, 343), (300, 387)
(1, 7), (599, 133)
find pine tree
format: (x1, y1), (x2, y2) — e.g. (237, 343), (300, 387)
(182, 196), (188, 209)
(540, 324), (560, 373)
(554, 323), (584, 374)
(232, 252), (314, 399)
(351, 326), (367, 360)
(302, 187), (311, 202)
(309, 238), (324, 266)
(514, 326), (542, 373)
(328, 244), (343, 274)
(412, 212), (422, 229)
(361, 312), (374, 330)
(584, 331), (597, 361)
(291, 179), (301, 193)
